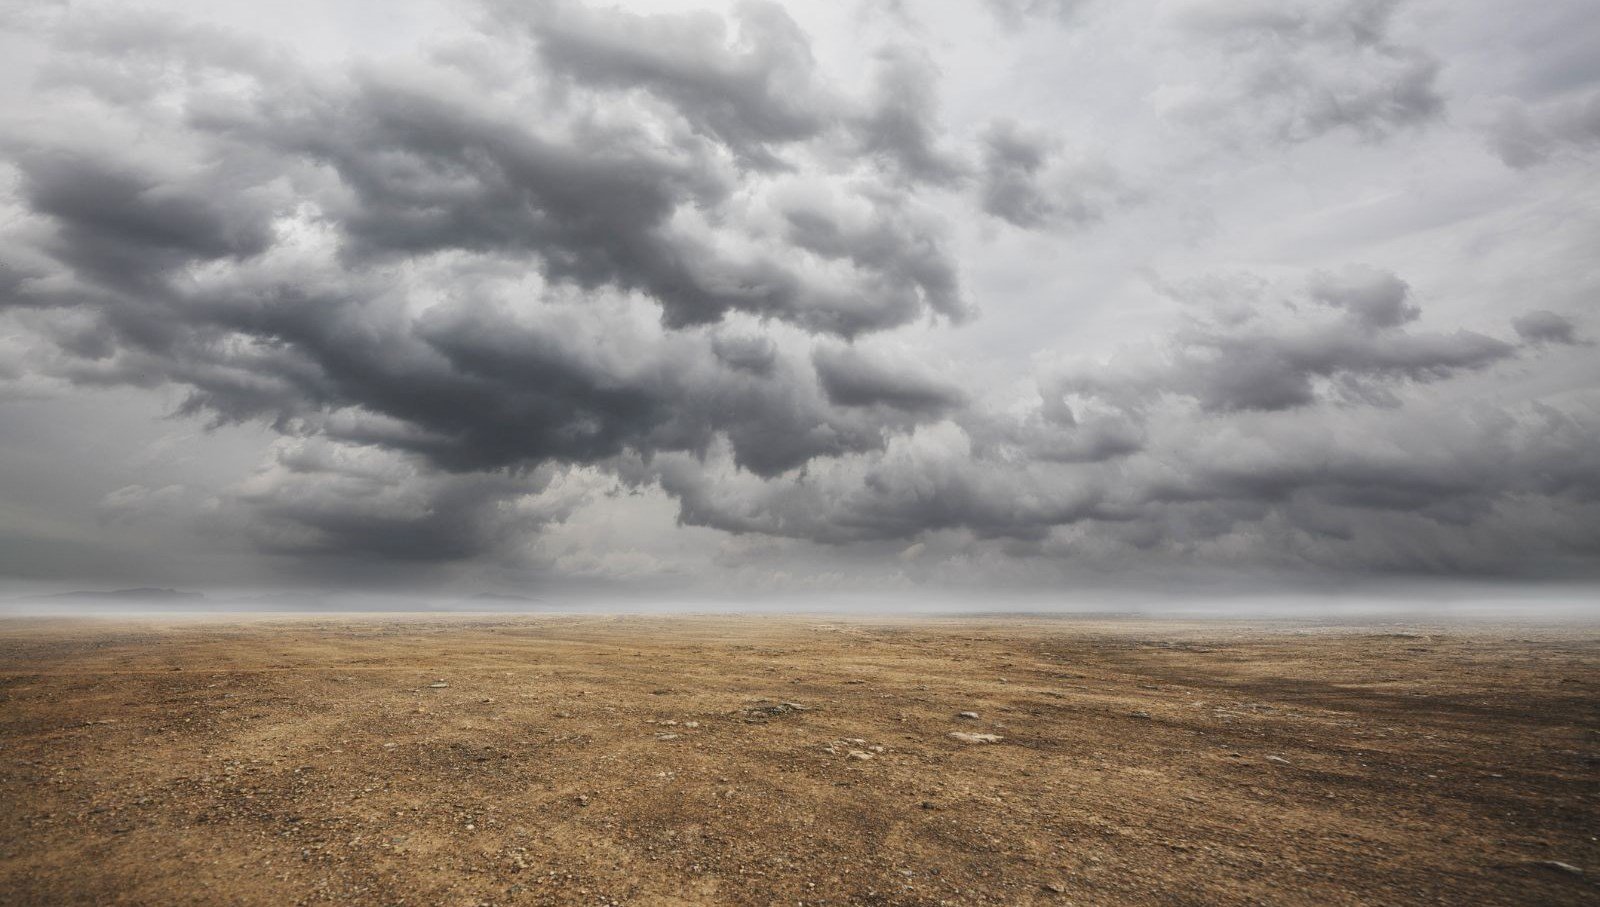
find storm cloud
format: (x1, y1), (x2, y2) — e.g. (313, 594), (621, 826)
(0, 0), (1597, 596)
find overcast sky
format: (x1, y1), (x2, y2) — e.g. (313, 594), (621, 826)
(0, 0), (1597, 604)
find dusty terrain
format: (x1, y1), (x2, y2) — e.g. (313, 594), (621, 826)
(0, 615), (1595, 906)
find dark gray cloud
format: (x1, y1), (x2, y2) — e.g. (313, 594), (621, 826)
(852, 45), (968, 187)
(643, 262), (1580, 559)
(509, 0), (830, 170)
(1308, 267), (1419, 330)
(232, 440), (559, 561)
(0, 5), (969, 487)
(651, 355), (1600, 578)
(812, 344), (964, 413)
(201, 75), (953, 336)
(637, 262), (1599, 582)
(1054, 270), (1517, 414)
(1512, 310), (1583, 346)
(977, 120), (1130, 229)
(0, 0), (1596, 592)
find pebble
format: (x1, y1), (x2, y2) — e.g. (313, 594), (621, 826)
(949, 732), (1003, 744)
(1532, 860), (1583, 876)
(958, 712), (980, 720)
(1265, 755), (1291, 765)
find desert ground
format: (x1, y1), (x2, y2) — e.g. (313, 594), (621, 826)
(0, 615), (1595, 906)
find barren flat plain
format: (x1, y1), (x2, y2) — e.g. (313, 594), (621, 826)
(0, 615), (1595, 906)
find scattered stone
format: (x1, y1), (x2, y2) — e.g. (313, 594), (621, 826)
(744, 701), (810, 718)
(949, 732), (1003, 744)
(1265, 755), (1291, 765)
(428, 681), (449, 689)
(958, 711), (980, 720)
(1531, 860), (1583, 876)
(1044, 881), (1067, 893)
(847, 751), (874, 761)
(1130, 710), (1152, 719)
(655, 733), (680, 741)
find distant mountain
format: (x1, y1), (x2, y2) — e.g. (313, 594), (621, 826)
(44, 587), (206, 603)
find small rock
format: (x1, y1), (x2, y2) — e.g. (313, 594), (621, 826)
(1265, 755), (1291, 765)
(949, 732), (1003, 744)
(1531, 860), (1583, 876)
(745, 701), (810, 718)
(656, 733), (680, 741)
(958, 711), (980, 720)
(1130, 710), (1152, 719)
(1044, 881), (1067, 893)
(847, 751), (874, 761)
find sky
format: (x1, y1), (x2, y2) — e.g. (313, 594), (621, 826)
(0, 0), (1597, 608)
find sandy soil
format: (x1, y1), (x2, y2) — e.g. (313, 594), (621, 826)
(0, 615), (1595, 906)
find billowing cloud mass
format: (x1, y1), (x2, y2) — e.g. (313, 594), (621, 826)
(0, 0), (1597, 598)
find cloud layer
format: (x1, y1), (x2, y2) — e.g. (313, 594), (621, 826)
(1, 0), (1597, 594)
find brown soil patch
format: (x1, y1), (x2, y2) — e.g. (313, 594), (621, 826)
(1, 616), (1595, 905)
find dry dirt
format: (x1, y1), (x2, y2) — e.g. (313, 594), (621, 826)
(0, 615), (1595, 906)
